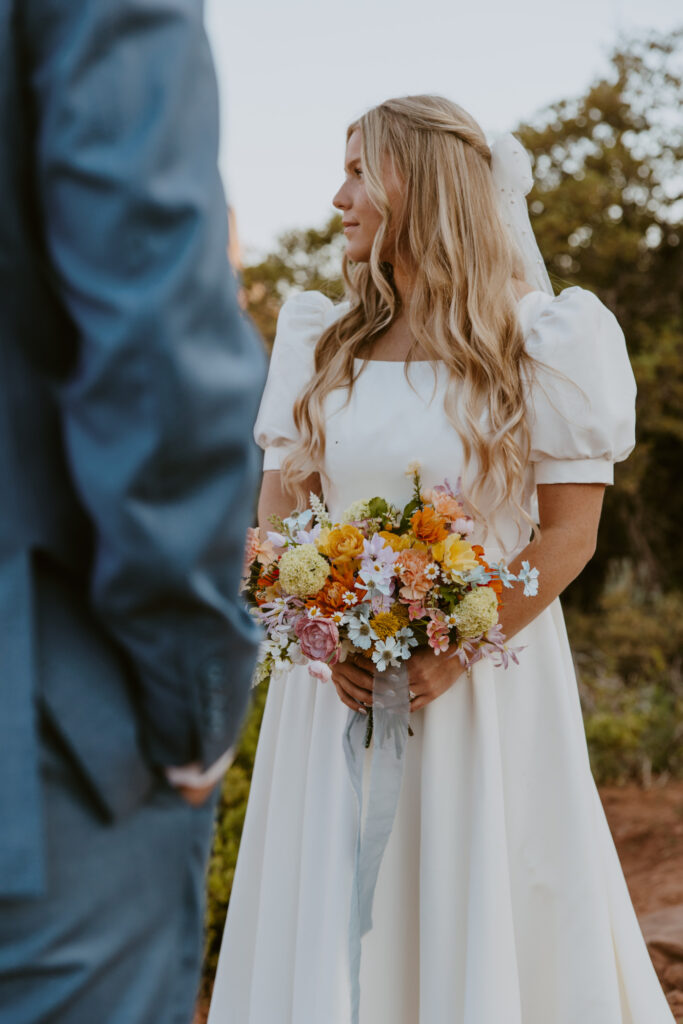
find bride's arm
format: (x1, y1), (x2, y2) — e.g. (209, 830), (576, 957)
(406, 482), (606, 711)
(257, 468), (323, 541)
(496, 481), (605, 641)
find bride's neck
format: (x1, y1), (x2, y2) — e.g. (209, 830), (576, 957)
(390, 263), (413, 308)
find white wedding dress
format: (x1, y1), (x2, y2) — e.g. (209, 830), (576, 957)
(208, 287), (675, 1024)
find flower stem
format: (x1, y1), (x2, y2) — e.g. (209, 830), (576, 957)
(364, 707), (374, 748)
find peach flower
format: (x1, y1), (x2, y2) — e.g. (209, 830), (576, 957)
(395, 549), (434, 602)
(421, 489), (465, 521)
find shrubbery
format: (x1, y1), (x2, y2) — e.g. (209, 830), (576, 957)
(566, 572), (683, 786)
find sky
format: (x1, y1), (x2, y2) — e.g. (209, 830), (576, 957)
(205, 0), (680, 260)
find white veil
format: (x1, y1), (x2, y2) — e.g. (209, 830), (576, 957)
(488, 131), (554, 296)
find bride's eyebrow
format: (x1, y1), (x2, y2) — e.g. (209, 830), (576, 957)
(344, 157), (361, 172)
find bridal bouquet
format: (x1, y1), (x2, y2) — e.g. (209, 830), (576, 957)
(241, 464), (538, 695)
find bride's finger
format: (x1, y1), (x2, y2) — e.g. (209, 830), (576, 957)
(344, 656), (375, 683)
(334, 671), (373, 706)
(336, 662), (374, 695)
(333, 680), (367, 714)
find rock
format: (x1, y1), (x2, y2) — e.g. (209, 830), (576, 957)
(666, 988), (683, 1017)
(664, 962), (683, 989)
(640, 904), (683, 962)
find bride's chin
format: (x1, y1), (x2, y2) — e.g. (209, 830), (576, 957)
(344, 241), (371, 264)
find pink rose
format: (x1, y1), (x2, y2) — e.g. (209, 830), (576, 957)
(308, 660), (333, 683)
(294, 615), (339, 662)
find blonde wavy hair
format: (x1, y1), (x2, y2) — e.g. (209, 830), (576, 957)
(280, 94), (543, 542)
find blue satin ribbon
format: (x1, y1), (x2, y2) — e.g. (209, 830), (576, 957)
(343, 661), (411, 1024)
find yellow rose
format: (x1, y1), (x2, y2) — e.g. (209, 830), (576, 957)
(319, 524), (365, 562)
(315, 527), (331, 553)
(433, 535), (479, 581)
(377, 530), (412, 552)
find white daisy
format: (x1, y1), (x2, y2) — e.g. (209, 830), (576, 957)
(347, 616), (377, 650)
(371, 636), (402, 671)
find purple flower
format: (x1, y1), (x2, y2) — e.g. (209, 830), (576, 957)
(362, 533), (399, 566)
(294, 523), (323, 545)
(259, 595), (303, 629)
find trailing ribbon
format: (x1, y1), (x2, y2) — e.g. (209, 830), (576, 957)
(343, 661), (411, 1024)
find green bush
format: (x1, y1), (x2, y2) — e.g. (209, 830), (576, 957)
(566, 576), (683, 785)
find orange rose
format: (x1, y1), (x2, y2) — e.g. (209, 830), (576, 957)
(306, 580), (349, 618)
(410, 507), (450, 545)
(320, 524), (365, 562)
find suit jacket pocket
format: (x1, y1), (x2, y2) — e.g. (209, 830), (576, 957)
(32, 550), (156, 820)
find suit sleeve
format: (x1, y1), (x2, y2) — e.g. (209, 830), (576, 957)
(21, 0), (267, 768)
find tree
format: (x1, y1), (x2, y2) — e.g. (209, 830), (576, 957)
(242, 214), (345, 345)
(515, 28), (683, 598)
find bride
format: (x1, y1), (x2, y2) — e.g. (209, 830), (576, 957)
(208, 95), (674, 1023)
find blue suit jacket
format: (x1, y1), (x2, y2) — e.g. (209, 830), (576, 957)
(0, 0), (267, 896)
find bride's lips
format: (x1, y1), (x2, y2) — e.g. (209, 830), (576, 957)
(343, 222), (359, 232)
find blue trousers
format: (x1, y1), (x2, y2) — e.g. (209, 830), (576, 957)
(0, 715), (219, 1024)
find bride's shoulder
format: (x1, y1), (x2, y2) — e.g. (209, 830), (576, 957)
(521, 285), (636, 484)
(520, 285), (621, 348)
(519, 285), (632, 381)
(274, 290), (350, 350)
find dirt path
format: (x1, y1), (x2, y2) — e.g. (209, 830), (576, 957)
(599, 780), (683, 1020)
(195, 781), (683, 1023)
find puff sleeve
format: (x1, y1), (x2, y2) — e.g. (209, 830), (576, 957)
(254, 290), (337, 471)
(525, 286), (637, 486)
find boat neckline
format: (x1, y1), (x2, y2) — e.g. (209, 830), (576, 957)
(352, 290), (542, 364)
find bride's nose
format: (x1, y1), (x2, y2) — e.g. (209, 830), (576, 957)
(333, 183), (350, 211)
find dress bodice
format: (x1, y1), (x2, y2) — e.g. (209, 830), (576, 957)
(253, 287), (636, 559)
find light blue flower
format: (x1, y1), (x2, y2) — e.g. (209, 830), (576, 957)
(463, 565), (492, 585)
(518, 560), (539, 597)
(490, 561), (516, 589)
(283, 508), (313, 535)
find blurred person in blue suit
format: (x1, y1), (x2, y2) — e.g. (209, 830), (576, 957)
(0, 1), (267, 1021)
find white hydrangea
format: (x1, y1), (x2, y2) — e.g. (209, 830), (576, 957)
(340, 499), (372, 524)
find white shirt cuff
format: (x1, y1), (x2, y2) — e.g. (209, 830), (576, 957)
(164, 746), (236, 789)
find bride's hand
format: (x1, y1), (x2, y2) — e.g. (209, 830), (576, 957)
(330, 652), (375, 714)
(406, 647), (466, 712)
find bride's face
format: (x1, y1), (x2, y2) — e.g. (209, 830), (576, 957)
(332, 129), (401, 263)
